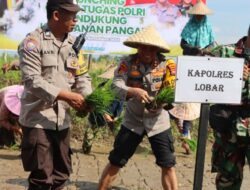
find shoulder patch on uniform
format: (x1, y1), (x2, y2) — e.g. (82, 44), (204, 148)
(24, 37), (38, 51)
(118, 61), (128, 74)
(166, 59), (176, 76)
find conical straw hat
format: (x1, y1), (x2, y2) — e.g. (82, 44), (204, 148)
(187, 0), (213, 15)
(169, 103), (201, 120)
(4, 85), (24, 116)
(123, 25), (170, 53)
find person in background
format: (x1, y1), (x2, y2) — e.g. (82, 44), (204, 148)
(0, 85), (23, 148)
(209, 25), (250, 190)
(169, 103), (200, 154)
(1, 59), (20, 73)
(98, 25), (178, 190)
(18, 0), (92, 189)
(180, 0), (216, 56)
(150, 0), (181, 27)
(82, 67), (124, 154)
(174, 0), (215, 153)
(177, 0), (193, 16)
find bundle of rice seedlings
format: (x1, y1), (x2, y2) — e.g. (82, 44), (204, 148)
(76, 80), (117, 118)
(145, 86), (174, 110)
(85, 79), (116, 114)
(154, 86), (174, 105)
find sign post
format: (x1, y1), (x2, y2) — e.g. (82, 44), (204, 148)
(174, 56), (244, 190)
(193, 104), (209, 190)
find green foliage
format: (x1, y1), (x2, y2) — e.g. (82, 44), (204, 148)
(155, 86), (175, 105)
(8, 143), (20, 151)
(183, 138), (197, 152)
(85, 80), (116, 114)
(0, 53), (21, 87)
(145, 86), (174, 110)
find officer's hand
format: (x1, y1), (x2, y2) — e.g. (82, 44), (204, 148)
(243, 64), (250, 81)
(128, 87), (151, 103)
(68, 93), (85, 110)
(103, 113), (113, 123)
(58, 90), (85, 110)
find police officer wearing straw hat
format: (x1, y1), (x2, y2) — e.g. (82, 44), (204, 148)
(98, 25), (178, 190)
(18, 0), (92, 189)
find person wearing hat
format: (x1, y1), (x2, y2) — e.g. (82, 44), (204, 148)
(18, 0), (92, 189)
(172, 0), (216, 154)
(180, 0), (216, 55)
(169, 102), (200, 154)
(209, 26), (250, 190)
(0, 85), (23, 148)
(98, 25), (178, 190)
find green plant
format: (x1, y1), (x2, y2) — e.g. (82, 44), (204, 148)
(154, 86), (174, 104)
(86, 80), (116, 114)
(0, 54), (21, 88)
(145, 86), (174, 110)
(7, 143), (20, 151)
(183, 138), (197, 152)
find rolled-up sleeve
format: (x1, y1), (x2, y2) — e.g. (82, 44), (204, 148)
(18, 36), (61, 104)
(112, 62), (130, 101)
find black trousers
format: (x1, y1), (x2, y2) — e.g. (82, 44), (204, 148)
(21, 127), (72, 190)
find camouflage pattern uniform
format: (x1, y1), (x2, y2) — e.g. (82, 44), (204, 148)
(82, 99), (123, 154)
(210, 36), (250, 190)
(82, 112), (106, 154)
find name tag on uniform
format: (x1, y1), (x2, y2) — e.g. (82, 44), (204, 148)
(150, 68), (164, 91)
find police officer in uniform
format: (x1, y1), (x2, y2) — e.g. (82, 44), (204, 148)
(98, 25), (178, 190)
(18, 0), (92, 189)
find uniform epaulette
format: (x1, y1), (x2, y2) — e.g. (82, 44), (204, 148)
(25, 27), (41, 39)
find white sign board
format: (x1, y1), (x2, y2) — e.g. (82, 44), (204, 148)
(175, 56), (244, 104)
